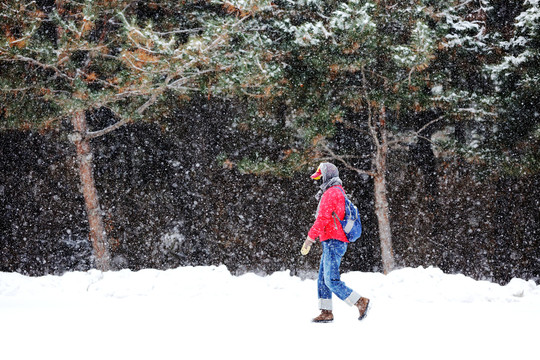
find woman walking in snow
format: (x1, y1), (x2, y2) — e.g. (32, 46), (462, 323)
(303, 162), (370, 323)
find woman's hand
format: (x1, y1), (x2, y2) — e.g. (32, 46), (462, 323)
(301, 236), (316, 255)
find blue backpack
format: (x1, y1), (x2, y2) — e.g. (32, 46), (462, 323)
(332, 187), (362, 242)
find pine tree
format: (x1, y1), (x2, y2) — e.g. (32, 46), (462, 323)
(219, 0), (501, 274)
(484, 0), (540, 175)
(225, 0), (433, 273)
(0, 0), (250, 270)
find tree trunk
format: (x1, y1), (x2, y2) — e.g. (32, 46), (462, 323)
(71, 110), (111, 271)
(373, 107), (395, 274)
(373, 172), (395, 274)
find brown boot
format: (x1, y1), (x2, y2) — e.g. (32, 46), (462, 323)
(312, 310), (334, 323)
(355, 297), (370, 321)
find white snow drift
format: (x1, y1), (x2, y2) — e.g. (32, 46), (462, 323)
(1, 266), (539, 360)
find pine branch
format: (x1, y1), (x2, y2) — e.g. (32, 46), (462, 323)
(0, 51), (75, 81)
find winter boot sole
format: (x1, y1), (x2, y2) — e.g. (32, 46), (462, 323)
(312, 319), (334, 323)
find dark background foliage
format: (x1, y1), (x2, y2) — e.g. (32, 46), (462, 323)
(1, 98), (538, 284)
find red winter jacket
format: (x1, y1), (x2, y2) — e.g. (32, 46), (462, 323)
(308, 185), (348, 243)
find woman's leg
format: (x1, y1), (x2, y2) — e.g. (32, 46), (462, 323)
(322, 240), (361, 306)
(317, 247), (333, 311)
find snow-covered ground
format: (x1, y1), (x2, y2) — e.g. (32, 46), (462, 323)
(1, 265), (539, 360)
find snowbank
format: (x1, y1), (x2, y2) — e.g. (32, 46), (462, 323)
(1, 266), (538, 359)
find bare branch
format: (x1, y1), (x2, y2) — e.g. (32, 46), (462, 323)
(154, 28), (204, 35)
(0, 86), (69, 94)
(136, 92), (160, 115)
(416, 115), (444, 135)
(85, 117), (132, 140)
(387, 134), (413, 147)
(417, 134), (438, 145)
(320, 141), (375, 177)
(387, 115), (445, 147)
(167, 68), (217, 89)
(342, 118), (370, 137)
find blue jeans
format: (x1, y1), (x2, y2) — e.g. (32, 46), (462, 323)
(318, 240), (361, 310)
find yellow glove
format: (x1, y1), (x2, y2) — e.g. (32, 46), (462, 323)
(301, 236), (316, 255)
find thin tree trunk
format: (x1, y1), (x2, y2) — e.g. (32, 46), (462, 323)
(71, 110), (111, 271)
(373, 107), (395, 274)
(373, 172), (395, 274)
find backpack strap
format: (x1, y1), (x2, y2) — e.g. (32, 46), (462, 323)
(334, 186), (346, 198)
(332, 212), (340, 229)
(331, 186), (346, 229)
